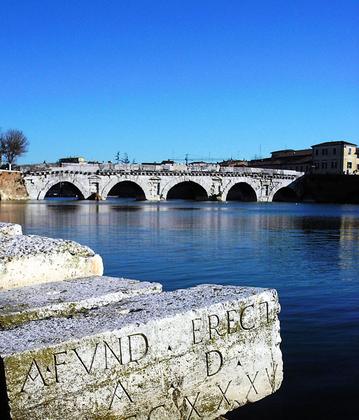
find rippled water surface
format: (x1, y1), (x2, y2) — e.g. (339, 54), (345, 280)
(1, 200), (358, 419)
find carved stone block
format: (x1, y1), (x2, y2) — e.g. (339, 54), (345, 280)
(0, 284), (282, 419)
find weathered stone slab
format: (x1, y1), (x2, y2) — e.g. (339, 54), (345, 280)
(0, 234), (103, 290)
(0, 276), (162, 330)
(0, 223), (22, 237)
(0, 285), (283, 419)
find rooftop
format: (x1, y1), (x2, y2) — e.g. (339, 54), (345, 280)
(311, 141), (357, 147)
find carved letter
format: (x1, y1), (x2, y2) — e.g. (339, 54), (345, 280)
(104, 339), (123, 369)
(128, 333), (148, 363)
(226, 310), (238, 334)
(72, 343), (99, 374)
(192, 318), (203, 345)
(240, 304), (255, 330)
(53, 350), (67, 383)
(259, 301), (270, 323)
(21, 359), (48, 392)
(246, 371), (259, 397)
(205, 350), (223, 377)
(184, 392), (202, 419)
(109, 380), (133, 409)
(217, 381), (232, 410)
(208, 314), (225, 339)
(147, 404), (166, 419)
(265, 363), (278, 392)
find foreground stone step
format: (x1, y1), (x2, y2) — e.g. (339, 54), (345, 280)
(0, 234), (103, 290)
(0, 284), (283, 419)
(0, 223), (22, 237)
(0, 276), (162, 330)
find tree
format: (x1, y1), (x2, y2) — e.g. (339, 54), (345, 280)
(0, 129), (29, 170)
(121, 153), (130, 164)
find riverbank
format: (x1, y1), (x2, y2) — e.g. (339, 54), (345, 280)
(299, 174), (359, 204)
(0, 171), (28, 201)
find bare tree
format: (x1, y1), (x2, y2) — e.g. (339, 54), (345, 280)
(0, 129), (29, 170)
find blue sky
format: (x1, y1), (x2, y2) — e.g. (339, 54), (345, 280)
(0, 0), (358, 164)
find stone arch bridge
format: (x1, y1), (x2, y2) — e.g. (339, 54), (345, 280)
(23, 168), (304, 202)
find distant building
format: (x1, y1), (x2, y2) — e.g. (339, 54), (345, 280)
(312, 141), (358, 174)
(140, 162), (163, 171)
(249, 149), (312, 172)
(59, 157), (87, 164)
(219, 159), (248, 168)
(248, 141), (359, 174)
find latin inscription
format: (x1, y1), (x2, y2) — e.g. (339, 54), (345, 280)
(192, 300), (273, 345)
(12, 294), (281, 419)
(20, 332), (149, 392)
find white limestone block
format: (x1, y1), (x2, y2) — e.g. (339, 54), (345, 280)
(0, 284), (283, 419)
(0, 276), (162, 329)
(0, 223), (22, 237)
(0, 235), (103, 290)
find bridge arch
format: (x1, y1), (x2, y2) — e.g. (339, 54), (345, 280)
(166, 181), (208, 201)
(101, 177), (150, 200)
(272, 186), (300, 202)
(39, 179), (87, 200)
(107, 180), (146, 200)
(223, 181), (257, 202)
(268, 177), (303, 202)
(161, 178), (211, 201)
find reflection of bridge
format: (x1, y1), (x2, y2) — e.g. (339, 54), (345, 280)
(24, 168), (303, 201)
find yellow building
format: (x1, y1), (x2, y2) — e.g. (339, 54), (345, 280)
(312, 141), (358, 174)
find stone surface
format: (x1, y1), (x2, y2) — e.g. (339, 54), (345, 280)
(0, 234), (103, 290)
(0, 223), (22, 237)
(0, 284), (283, 419)
(0, 276), (162, 329)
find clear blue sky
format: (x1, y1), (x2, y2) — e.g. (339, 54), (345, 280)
(1, 0), (358, 164)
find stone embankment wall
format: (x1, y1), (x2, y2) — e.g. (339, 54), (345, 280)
(300, 174), (359, 203)
(0, 222), (283, 419)
(0, 171), (28, 201)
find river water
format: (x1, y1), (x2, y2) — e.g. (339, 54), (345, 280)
(1, 200), (358, 419)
